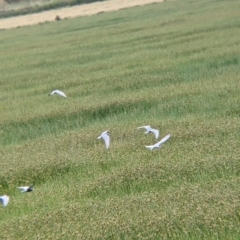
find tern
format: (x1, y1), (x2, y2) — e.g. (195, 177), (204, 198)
(145, 134), (171, 150)
(0, 195), (9, 207)
(98, 130), (110, 149)
(48, 90), (66, 98)
(138, 125), (159, 140)
(17, 184), (34, 193)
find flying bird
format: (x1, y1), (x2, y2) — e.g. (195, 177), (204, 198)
(48, 90), (66, 98)
(0, 195), (9, 207)
(145, 134), (171, 150)
(98, 130), (110, 149)
(138, 125), (159, 140)
(17, 184), (34, 193)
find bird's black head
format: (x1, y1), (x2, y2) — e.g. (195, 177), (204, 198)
(28, 183), (35, 192)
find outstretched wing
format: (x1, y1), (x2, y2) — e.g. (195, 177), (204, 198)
(156, 134), (171, 147)
(17, 186), (28, 190)
(102, 133), (110, 149)
(17, 186), (28, 192)
(48, 90), (55, 96)
(56, 90), (67, 98)
(138, 126), (150, 130)
(151, 128), (159, 139)
(98, 130), (108, 139)
(0, 195), (9, 207)
(145, 145), (154, 150)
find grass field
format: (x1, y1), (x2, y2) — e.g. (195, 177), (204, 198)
(0, 0), (240, 239)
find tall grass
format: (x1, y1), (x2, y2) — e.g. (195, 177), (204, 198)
(0, 0), (240, 239)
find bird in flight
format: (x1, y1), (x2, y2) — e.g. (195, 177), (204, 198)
(48, 90), (67, 98)
(0, 195), (9, 207)
(145, 134), (171, 150)
(98, 130), (110, 149)
(17, 184), (34, 193)
(138, 125), (159, 140)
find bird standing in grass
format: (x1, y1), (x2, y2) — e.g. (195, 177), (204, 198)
(17, 184), (34, 193)
(98, 130), (110, 149)
(145, 134), (171, 150)
(48, 90), (67, 98)
(0, 195), (9, 207)
(138, 125), (159, 140)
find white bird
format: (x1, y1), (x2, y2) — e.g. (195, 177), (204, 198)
(138, 125), (159, 140)
(145, 134), (171, 150)
(48, 90), (66, 98)
(98, 130), (110, 149)
(0, 195), (9, 207)
(17, 184), (34, 193)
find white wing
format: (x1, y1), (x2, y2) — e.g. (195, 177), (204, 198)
(145, 145), (154, 150)
(49, 90), (57, 95)
(49, 90), (66, 98)
(98, 131), (110, 149)
(98, 130), (108, 139)
(156, 134), (171, 147)
(102, 133), (110, 149)
(55, 90), (67, 98)
(138, 126), (150, 130)
(138, 126), (159, 139)
(145, 134), (170, 150)
(150, 128), (159, 139)
(0, 195), (9, 207)
(17, 186), (29, 192)
(102, 130), (109, 135)
(17, 186), (29, 190)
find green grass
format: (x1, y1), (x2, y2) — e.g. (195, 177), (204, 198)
(1, 0), (240, 239)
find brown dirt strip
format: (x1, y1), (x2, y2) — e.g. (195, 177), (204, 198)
(0, 0), (165, 29)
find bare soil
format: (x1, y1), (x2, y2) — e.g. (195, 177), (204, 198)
(0, 0), (165, 29)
